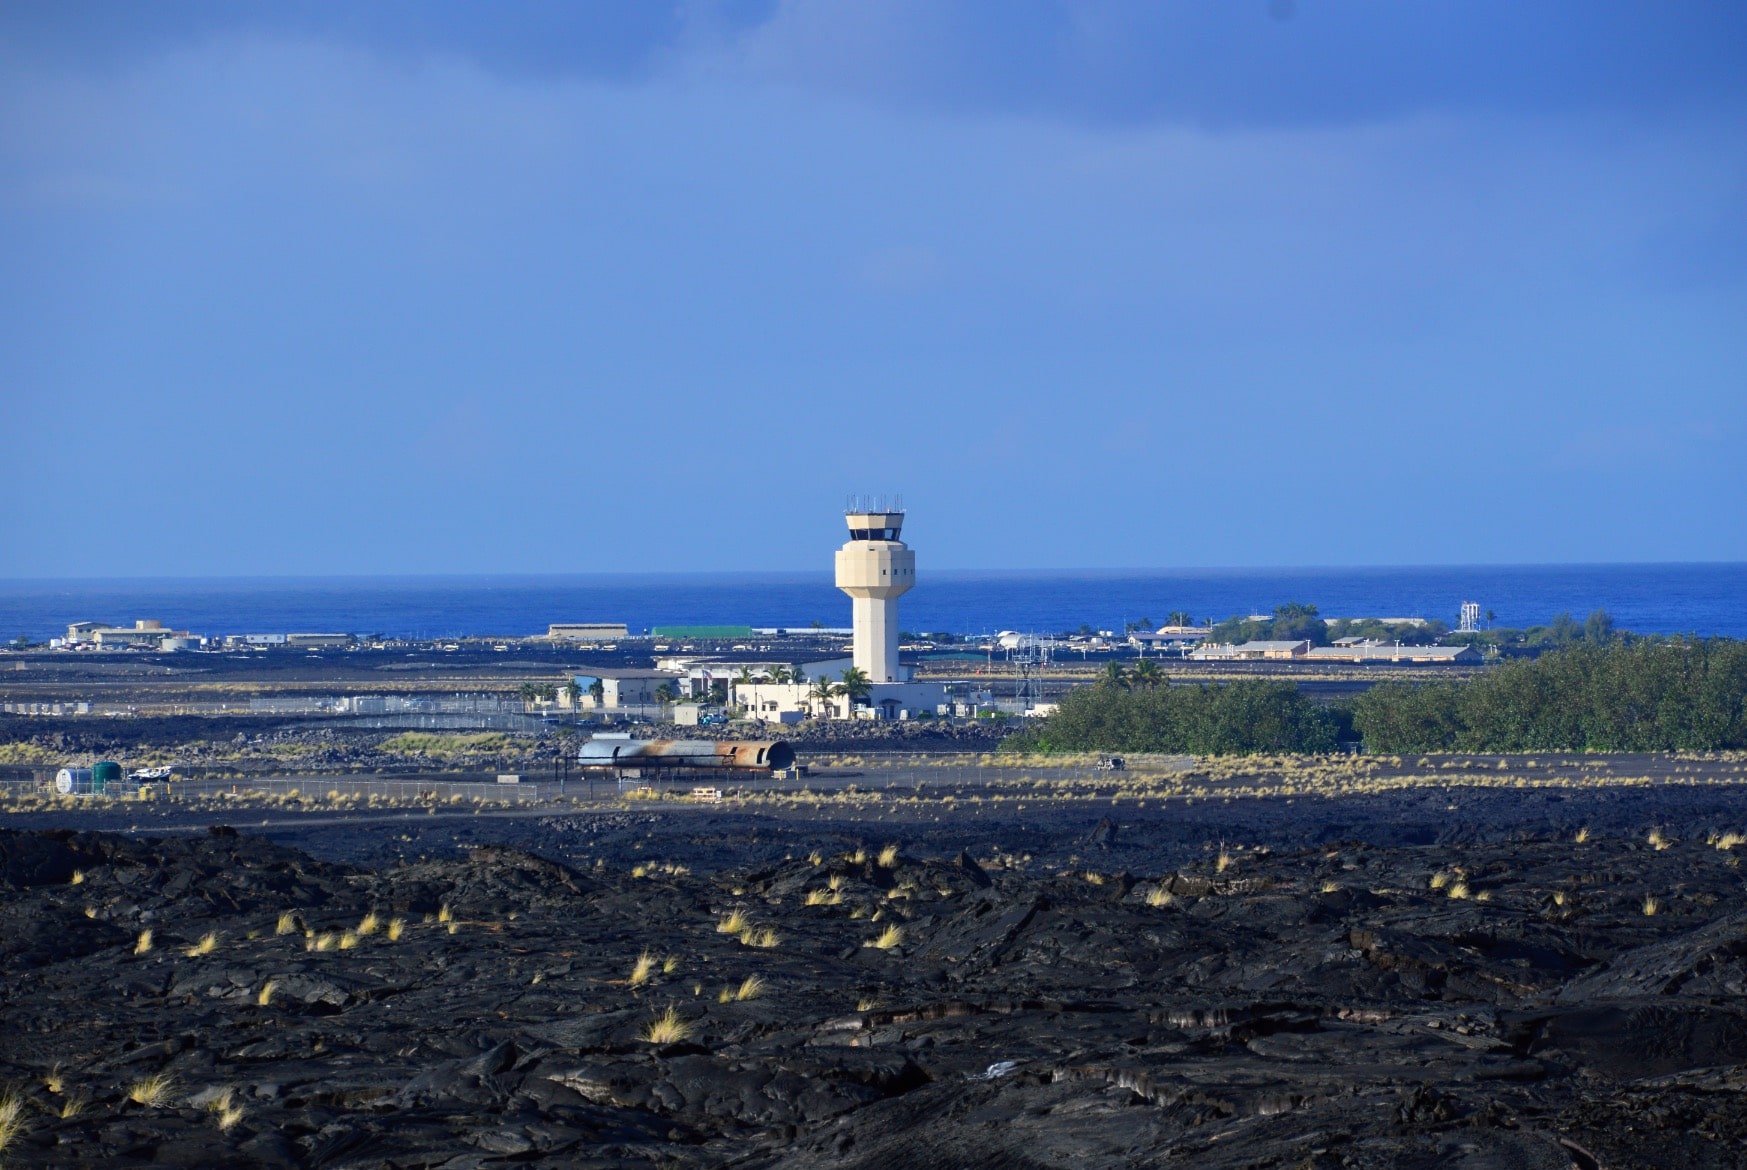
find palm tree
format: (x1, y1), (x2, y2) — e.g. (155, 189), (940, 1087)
(563, 679), (582, 709)
(1130, 659), (1163, 690)
(735, 666), (754, 687)
(1101, 659), (1130, 690)
(808, 678), (841, 719)
(1166, 611), (1193, 628)
(653, 682), (675, 718)
(770, 664), (793, 685)
(839, 667), (872, 707)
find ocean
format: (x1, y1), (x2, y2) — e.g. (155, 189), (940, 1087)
(1, 564), (1742, 642)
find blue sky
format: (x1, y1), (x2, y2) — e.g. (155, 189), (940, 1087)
(2, 1), (1743, 576)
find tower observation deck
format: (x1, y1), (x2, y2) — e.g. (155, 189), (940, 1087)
(834, 504), (915, 684)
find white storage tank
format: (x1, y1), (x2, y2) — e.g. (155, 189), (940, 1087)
(55, 767), (93, 795)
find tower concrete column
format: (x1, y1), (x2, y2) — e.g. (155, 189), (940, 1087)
(834, 510), (914, 684)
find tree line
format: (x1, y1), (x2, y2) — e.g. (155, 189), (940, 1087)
(1351, 637), (1747, 753)
(1006, 637), (1747, 756)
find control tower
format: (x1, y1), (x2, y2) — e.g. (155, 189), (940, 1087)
(834, 504), (915, 684)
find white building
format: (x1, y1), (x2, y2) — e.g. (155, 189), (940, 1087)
(548, 622), (630, 642)
(568, 669), (684, 710)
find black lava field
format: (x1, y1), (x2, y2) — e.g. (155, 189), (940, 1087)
(4, 784), (1747, 1169)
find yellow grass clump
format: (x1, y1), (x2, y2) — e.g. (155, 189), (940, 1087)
(357, 912), (380, 936)
(734, 974), (766, 1001)
(135, 929), (154, 955)
(184, 932), (219, 957)
(0, 1092), (24, 1151)
(128, 1072), (177, 1108)
(387, 917), (406, 941)
(867, 924), (904, 950)
(877, 843), (901, 867)
(629, 951), (658, 986)
(717, 909), (750, 935)
(641, 1006), (693, 1045)
(275, 912), (298, 936)
(1643, 895), (1660, 916)
(205, 1087), (246, 1131)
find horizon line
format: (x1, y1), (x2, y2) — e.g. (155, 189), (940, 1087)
(2, 559), (1744, 588)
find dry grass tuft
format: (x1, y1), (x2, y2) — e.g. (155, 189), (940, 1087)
(734, 974), (766, 1002)
(275, 911), (298, 936)
(357, 912), (380, 936)
(717, 909), (750, 935)
(1145, 885), (1175, 908)
(337, 931), (360, 950)
(629, 950), (658, 987)
(128, 1072), (177, 1108)
(134, 929), (153, 955)
(827, 874), (848, 892)
(59, 1094), (86, 1120)
(641, 1006), (693, 1045)
(1574, 826), (1592, 843)
(1429, 871), (1452, 890)
(70, 869), (85, 885)
(307, 932), (336, 952)
(740, 926), (781, 949)
(1643, 895), (1660, 916)
(1447, 881), (1472, 901)
(877, 843), (901, 867)
(1319, 880), (1342, 894)
(867, 924), (904, 950)
(1648, 828), (1672, 851)
(1215, 847), (1234, 874)
(0, 1092), (25, 1150)
(44, 1065), (64, 1095)
(803, 888), (837, 907)
(438, 904), (454, 925)
(1714, 831), (1745, 851)
(184, 931), (219, 957)
(386, 917), (406, 941)
(205, 1087), (246, 1131)
(257, 981), (276, 1006)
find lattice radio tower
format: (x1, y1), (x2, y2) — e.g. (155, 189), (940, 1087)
(1009, 634), (1053, 712)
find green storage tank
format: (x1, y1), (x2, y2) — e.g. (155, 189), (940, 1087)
(92, 760), (123, 793)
